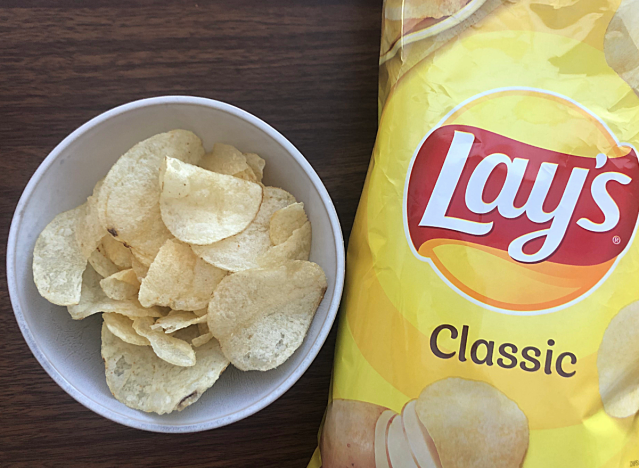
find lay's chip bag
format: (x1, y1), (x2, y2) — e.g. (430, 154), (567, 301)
(309, 0), (639, 466)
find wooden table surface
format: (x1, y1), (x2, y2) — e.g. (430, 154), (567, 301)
(0, 1), (381, 466)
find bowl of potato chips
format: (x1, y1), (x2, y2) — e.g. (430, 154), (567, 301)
(7, 96), (345, 432)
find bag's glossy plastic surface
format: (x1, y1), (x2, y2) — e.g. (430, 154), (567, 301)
(311, 0), (639, 466)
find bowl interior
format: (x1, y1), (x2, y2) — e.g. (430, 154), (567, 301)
(8, 98), (343, 432)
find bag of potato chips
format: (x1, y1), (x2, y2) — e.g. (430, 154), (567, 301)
(310, 0), (639, 466)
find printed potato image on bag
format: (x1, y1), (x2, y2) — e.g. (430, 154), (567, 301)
(320, 378), (529, 468)
(310, 0), (639, 466)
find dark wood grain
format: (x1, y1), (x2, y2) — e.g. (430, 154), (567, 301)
(0, 1), (381, 466)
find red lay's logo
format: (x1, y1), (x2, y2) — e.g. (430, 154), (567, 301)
(404, 89), (639, 313)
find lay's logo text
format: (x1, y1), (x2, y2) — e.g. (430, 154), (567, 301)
(405, 124), (639, 313)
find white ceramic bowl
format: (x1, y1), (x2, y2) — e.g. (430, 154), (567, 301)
(7, 96), (345, 433)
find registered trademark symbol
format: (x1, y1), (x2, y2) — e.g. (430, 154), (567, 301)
(613, 235), (621, 245)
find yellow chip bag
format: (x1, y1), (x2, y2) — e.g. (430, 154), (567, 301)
(311, 0), (639, 466)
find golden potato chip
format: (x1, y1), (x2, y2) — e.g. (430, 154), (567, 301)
(258, 221), (311, 267)
(33, 206), (87, 306)
(199, 143), (246, 174)
(208, 260), (327, 371)
(192, 187), (296, 271)
(100, 269), (140, 301)
(132, 316), (196, 367)
(159, 157), (263, 245)
(193, 307), (208, 317)
(110, 268), (140, 286)
(597, 301), (639, 418)
(244, 152), (266, 182)
(101, 235), (132, 269)
(193, 308), (210, 334)
(97, 130), (204, 265)
(415, 378), (529, 468)
(270, 202), (308, 245)
(102, 324), (229, 414)
(75, 180), (106, 259)
(88, 247), (120, 278)
(68, 265), (162, 320)
(199, 143), (257, 181)
(192, 332), (213, 348)
(138, 239), (227, 310)
(234, 167), (259, 182)
(103, 312), (149, 346)
(151, 310), (206, 334)
(131, 254), (149, 281)
(385, 0), (470, 20)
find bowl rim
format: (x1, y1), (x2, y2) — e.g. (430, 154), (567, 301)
(6, 95), (345, 433)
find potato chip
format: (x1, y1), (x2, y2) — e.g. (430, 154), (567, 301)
(415, 378), (529, 468)
(33, 206), (87, 306)
(192, 333), (213, 347)
(131, 254), (149, 281)
(116, 269), (141, 287)
(103, 312), (149, 346)
(193, 308), (208, 317)
(159, 157), (263, 245)
(199, 143), (246, 174)
(235, 167), (259, 182)
(208, 260), (327, 371)
(68, 265), (162, 320)
(244, 152), (265, 183)
(597, 301), (639, 418)
(102, 324), (229, 414)
(138, 239), (227, 310)
(270, 202), (308, 245)
(193, 308), (210, 334)
(88, 247), (121, 278)
(258, 221), (311, 267)
(199, 143), (257, 181)
(192, 187), (296, 271)
(100, 269), (140, 301)
(197, 315), (210, 335)
(97, 130), (204, 265)
(151, 310), (206, 334)
(75, 180), (106, 259)
(101, 235), (132, 269)
(132, 316), (196, 367)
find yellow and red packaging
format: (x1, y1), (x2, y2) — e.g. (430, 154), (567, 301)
(310, 0), (639, 466)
